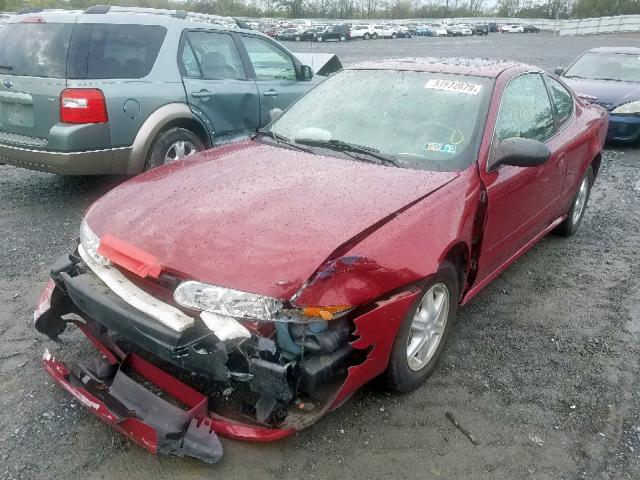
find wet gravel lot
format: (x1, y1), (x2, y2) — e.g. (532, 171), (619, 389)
(1, 32), (640, 480)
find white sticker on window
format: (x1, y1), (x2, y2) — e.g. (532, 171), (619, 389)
(425, 79), (482, 95)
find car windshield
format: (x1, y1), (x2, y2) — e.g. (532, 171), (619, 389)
(267, 69), (492, 172)
(564, 52), (640, 83)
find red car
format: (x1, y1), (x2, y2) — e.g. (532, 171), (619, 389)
(34, 59), (607, 463)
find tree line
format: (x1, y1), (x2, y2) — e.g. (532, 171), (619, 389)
(2, 0), (640, 20)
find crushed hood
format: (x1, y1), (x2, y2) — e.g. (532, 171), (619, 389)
(87, 142), (458, 299)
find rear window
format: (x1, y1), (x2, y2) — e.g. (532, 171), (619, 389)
(68, 24), (167, 79)
(0, 23), (74, 78)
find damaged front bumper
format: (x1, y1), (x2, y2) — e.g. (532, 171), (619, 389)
(34, 252), (421, 462)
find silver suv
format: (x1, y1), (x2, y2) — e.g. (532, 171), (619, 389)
(0, 7), (322, 175)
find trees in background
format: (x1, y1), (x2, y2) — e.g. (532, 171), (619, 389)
(2, 0), (640, 20)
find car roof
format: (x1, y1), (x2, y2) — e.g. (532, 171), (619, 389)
(587, 46), (640, 55)
(348, 57), (531, 78)
(7, 7), (251, 33)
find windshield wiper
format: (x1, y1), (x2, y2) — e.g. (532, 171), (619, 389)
(254, 129), (314, 154)
(0, 65), (13, 71)
(294, 138), (400, 167)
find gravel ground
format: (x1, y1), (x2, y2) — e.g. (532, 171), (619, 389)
(1, 32), (639, 480)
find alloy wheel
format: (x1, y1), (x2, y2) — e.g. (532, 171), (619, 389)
(406, 283), (450, 371)
(164, 140), (198, 164)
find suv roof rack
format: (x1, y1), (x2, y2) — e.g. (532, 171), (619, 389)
(83, 5), (239, 28)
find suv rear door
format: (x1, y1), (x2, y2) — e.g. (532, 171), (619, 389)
(179, 29), (259, 140)
(237, 34), (311, 127)
(0, 16), (76, 148)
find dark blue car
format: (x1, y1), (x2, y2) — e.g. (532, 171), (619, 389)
(558, 47), (640, 144)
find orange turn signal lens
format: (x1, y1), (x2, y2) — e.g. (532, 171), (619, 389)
(302, 305), (352, 320)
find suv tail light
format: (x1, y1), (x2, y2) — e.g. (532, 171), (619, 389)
(60, 89), (108, 124)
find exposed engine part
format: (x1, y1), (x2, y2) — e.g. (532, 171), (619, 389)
(300, 344), (353, 399)
(249, 358), (293, 402)
(290, 318), (350, 354)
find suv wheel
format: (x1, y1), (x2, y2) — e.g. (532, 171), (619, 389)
(372, 32), (378, 39)
(316, 35), (323, 42)
(339, 34), (347, 41)
(146, 127), (204, 171)
(391, 33), (397, 39)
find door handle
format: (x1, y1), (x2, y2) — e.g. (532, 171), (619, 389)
(191, 90), (212, 98)
(263, 90), (278, 97)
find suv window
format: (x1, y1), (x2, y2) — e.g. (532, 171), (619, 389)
(181, 31), (245, 80)
(68, 24), (166, 79)
(546, 76), (574, 126)
(0, 23), (73, 78)
(495, 73), (555, 142)
(241, 36), (296, 81)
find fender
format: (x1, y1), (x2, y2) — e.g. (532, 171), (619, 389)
(126, 103), (211, 174)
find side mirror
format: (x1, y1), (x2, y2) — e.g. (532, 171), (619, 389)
(268, 108), (283, 122)
(300, 64), (314, 81)
(489, 137), (551, 171)
(554, 66), (565, 76)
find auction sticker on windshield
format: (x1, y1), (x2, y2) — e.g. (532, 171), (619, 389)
(425, 79), (482, 95)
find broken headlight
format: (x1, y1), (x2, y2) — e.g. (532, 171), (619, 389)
(174, 281), (353, 323)
(174, 281), (283, 321)
(79, 218), (110, 266)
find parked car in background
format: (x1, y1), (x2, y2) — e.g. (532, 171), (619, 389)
(499, 24), (525, 33)
(373, 24), (397, 39)
(0, 7), (323, 175)
(297, 27), (322, 41)
(523, 24), (541, 33)
(276, 27), (300, 41)
(449, 24), (473, 36)
(396, 25), (412, 38)
(35, 57), (606, 463)
(558, 47), (640, 143)
(317, 23), (351, 42)
(472, 23), (489, 35)
(350, 24), (375, 40)
(429, 23), (450, 36)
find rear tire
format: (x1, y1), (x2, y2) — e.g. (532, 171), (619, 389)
(372, 33), (378, 39)
(145, 127), (204, 171)
(391, 33), (397, 39)
(555, 166), (593, 237)
(317, 35), (323, 42)
(385, 262), (459, 393)
(339, 34), (346, 41)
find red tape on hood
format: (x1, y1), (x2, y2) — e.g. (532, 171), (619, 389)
(97, 234), (163, 279)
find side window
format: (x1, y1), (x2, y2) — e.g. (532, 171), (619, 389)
(241, 36), (297, 81)
(180, 31), (245, 80)
(495, 73), (555, 142)
(69, 24), (167, 79)
(546, 76), (574, 126)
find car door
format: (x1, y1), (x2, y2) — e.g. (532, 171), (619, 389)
(238, 34), (310, 127)
(543, 74), (591, 215)
(476, 72), (566, 281)
(179, 30), (260, 140)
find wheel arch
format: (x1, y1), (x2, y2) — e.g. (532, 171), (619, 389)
(590, 152), (602, 179)
(127, 103), (212, 174)
(440, 241), (470, 300)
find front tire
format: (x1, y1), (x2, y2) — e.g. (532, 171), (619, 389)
(145, 127), (204, 171)
(372, 33), (378, 39)
(556, 166), (593, 237)
(316, 35), (323, 42)
(339, 34), (346, 41)
(364, 33), (370, 40)
(385, 262), (459, 393)
(391, 33), (397, 39)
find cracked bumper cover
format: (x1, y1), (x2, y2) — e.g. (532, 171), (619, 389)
(35, 253), (421, 458)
